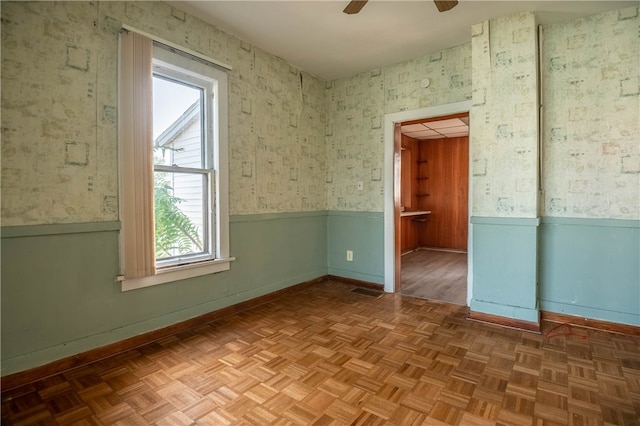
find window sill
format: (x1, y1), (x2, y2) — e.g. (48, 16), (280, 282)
(119, 257), (235, 292)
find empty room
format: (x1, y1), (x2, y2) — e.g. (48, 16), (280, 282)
(1, 1), (639, 424)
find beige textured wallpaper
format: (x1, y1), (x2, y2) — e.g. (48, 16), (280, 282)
(1, 1), (327, 226)
(2, 2), (118, 226)
(325, 43), (472, 212)
(470, 11), (540, 218)
(542, 7), (640, 220)
(2, 3), (637, 225)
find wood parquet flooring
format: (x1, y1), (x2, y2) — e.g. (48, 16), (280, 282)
(2, 280), (640, 425)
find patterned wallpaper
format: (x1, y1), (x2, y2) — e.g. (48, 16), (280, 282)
(1, 1), (326, 226)
(230, 39), (327, 214)
(2, 2), (118, 226)
(2, 2), (637, 225)
(326, 7), (638, 219)
(325, 43), (472, 211)
(542, 7), (640, 220)
(470, 12), (540, 218)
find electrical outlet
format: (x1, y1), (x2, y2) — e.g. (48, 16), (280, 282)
(357, 181), (363, 191)
(346, 250), (353, 261)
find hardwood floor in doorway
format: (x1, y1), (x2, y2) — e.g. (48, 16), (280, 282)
(400, 248), (467, 305)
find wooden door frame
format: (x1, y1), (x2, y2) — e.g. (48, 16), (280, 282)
(383, 101), (473, 298)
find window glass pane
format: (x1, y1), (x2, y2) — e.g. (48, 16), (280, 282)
(154, 171), (207, 260)
(153, 76), (203, 168)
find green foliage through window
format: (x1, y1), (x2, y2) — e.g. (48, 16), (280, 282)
(154, 173), (203, 259)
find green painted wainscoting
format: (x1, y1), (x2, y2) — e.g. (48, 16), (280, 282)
(1, 212), (327, 376)
(539, 217), (640, 326)
(327, 211), (384, 285)
(470, 216), (541, 323)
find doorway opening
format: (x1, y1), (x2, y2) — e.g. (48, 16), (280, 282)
(398, 113), (468, 305)
(383, 100), (473, 305)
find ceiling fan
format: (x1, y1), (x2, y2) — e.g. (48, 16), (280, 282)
(343, 0), (458, 14)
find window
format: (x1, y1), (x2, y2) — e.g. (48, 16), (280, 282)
(153, 50), (213, 267)
(118, 30), (232, 291)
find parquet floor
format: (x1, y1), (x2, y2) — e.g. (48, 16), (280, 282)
(2, 280), (640, 425)
(400, 249), (467, 305)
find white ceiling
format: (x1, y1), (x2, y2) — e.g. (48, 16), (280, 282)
(169, 0), (636, 81)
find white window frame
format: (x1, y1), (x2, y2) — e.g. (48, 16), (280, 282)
(153, 47), (215, 268)
(119, 30), (234, 292)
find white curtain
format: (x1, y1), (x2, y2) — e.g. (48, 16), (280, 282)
(119, 30), (156, 279)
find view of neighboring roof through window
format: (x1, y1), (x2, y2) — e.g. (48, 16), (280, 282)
(152, 76), (201, 141)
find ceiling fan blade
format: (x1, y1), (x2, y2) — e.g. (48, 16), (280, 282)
(434, 0), (458, 12)
(343, 0), (368, 15)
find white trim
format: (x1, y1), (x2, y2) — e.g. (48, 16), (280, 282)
(383, 100), (473, 297)
(118, 33), (125, 280)
(121, 24), (233, 71)
(216, 70), (230, 258)
(120, 257), (236, 292)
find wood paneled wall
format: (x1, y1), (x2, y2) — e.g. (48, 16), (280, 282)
(401, 217), (418, 253)
(401, 135), (419, 253)
(400, 134), (418, 211)
(418, 136), (469, 251)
